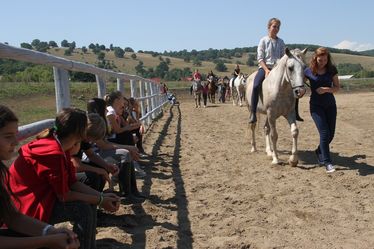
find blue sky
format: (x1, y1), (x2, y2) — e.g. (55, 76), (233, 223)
(2, 0), (373, 52)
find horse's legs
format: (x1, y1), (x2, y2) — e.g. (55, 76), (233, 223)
(236, 86), (243, 106)
(264, 119), (272, 157)
(194, 93), (198, 108)
(250, 122), (257, 153)
(198, 93), (201, 107)
(287, 116), (299, 166)
(268, 118), (280, 165)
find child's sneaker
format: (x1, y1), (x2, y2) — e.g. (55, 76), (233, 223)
(325, 164), (335, 173)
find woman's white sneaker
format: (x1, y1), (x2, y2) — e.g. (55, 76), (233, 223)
(325, 164), (335, 173)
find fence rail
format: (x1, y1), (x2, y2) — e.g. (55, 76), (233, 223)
(0, 43), (169, 141)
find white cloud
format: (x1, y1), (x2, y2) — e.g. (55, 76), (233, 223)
(334, 40), (374, 52)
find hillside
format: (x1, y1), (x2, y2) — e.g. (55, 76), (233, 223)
(46, 46), (374, 78)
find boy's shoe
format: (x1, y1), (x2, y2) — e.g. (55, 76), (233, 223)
(325, 164), (335, 173)
(133, 162), (146, 178)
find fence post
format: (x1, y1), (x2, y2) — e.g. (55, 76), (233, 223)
(139, 80), (147, 128)
(117, 78), (125, 94)
(53, 67), (70, 113)
(95, 75), (106, 98)
(146, 81), (152, 124)
(130, 79), (136, 98)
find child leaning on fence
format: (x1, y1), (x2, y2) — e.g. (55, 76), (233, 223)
(0, 104), (80, 249)
(8, 107), (120, 249)
(87, 98), (146, 202)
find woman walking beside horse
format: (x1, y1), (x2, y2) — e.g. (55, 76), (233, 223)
(305, 47), (340, 173)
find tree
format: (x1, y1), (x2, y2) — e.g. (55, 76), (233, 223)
(135, 61), (146, 76)
(215, 61), (227, 72)
(131, 53), (137, 59)
(165, 58), (171, 65)
(192, 57), (202, 66)
(31, 39), (40, 48)
(64, 49), (72, 56)
(88, 43), (95, 49)
(97, 52), (105, 60)
(82, 46), (88, 53)
(35, 42), (49, 52)
(246, 54), (256, 66)
(110, 44), (114, 51)
(21, 43), (33, 49)
(61, 40), (69, 47)
(48, 41), (58, 47)
(69, 41), (76, 50)
(99, 45), (106, 50)
(155, 61), (169, 78)
(124, 47), (134, 52)
(114, 47), (124, 58)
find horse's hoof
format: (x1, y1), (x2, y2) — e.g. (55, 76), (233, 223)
(271, 159), (280, 165)
(250, 148), (257, 153)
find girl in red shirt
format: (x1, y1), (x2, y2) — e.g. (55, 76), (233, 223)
(0, 105), (80, 249)
(9, 108), (120, 249)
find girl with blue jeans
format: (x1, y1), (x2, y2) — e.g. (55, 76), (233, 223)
(304, 47), (340, 173)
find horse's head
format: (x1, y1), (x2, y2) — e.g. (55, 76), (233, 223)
(284, 47), (307, 98)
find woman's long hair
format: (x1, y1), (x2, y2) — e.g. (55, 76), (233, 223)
(0, 105), (19, 219)
(310, 47), (335, 75)
(87, 98), (109, 135)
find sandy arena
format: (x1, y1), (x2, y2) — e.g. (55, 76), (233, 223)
(96, 90), (374, 249)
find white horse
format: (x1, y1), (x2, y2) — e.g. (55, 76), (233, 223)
(245, 48), (307, 166)
(230, 73), (248, 106)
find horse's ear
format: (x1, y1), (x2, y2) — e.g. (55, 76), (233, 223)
(302, 47), (308, 55)
(285, 47), (292, 57)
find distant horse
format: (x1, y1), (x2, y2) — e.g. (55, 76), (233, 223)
(207, 75), (217, 103)
(245, 48), (307, 166)
(192, 80), (203, 108)
(230, 73), (248, 106)
(217, 77), (227, 103)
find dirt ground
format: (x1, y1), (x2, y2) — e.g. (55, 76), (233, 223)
(96, 90), (374, 249)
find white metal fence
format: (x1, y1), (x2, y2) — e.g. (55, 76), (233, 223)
(0, 43), (169, 141)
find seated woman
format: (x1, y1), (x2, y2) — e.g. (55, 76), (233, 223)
(87, 98), (146, 201)
(104, 92), (146, 178)
(0, 105), (80, 249)
(9, 108), (120, 249)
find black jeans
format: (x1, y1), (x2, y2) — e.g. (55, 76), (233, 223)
(49, 200), (97, 249)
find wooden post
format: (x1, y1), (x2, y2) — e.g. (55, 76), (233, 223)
(130, 79), (137, 98)
(150, 82), (156, 119)
(139, 80), (147, 127)
(117, 78), (125, 94)
(146, 81), (152, 124)
(53, 67), (70, 113)
(95, 75), (106, 98)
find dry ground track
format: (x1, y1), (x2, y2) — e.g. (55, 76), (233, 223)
(97, 91), (374, 249)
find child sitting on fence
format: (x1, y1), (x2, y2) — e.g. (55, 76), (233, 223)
(8, 107), (120, 249)
(0, 104), (80, 249)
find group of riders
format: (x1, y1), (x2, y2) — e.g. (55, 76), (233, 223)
(190, 67), (237, 104)
(190, 63), (303, 121)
